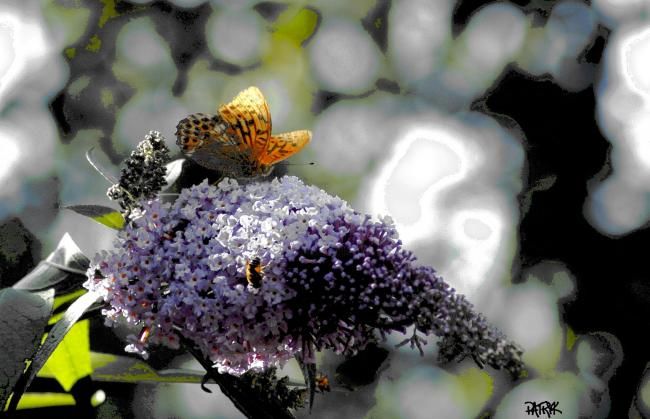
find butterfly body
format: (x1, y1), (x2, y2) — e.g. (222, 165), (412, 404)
(245, 257), (264, 289)
(176, 87), (311, 178)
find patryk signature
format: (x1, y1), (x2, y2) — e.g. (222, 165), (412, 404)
(524, 401), (562, 418)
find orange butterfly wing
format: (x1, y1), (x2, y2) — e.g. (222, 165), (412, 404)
(258, 130), (312, 166)
(177, 86), (311, 177)
(217, 86), (271, 159)
(175, 112), (254, 175)
(176, 113), (229, 153)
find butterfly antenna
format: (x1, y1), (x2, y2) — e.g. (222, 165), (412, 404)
(280, 162), (316, 167)
(86, 147), (119, 184)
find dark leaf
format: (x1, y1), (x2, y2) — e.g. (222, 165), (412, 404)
(6, 291), (101, 412)
(361, 0), (390, 52)
(253, 2), (289, 21)
(13, 233), (90, 293)
(0, 288), (54, 409)
(335, 344), (389, 388)
(0, 218), (40, 287)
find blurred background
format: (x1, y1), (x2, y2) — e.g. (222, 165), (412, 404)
(1, 0), (650, 417)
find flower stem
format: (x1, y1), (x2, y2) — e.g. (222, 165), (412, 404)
(180, 336), (297, 419)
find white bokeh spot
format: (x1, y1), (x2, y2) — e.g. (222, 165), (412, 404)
(369, 126), (470, 244)
(0, 5), (49, 108)
(388, 0), (452, 84)
(621, 27), (650, 100)
(309, 18), (381, 93)
(589, 23), (650, 235)
(206, 8), (265, 66)
(0, 130), (20, 188)
(363, 113), (524, 297)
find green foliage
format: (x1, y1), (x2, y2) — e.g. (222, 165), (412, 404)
(52, 289), (87, 314)
(6, 291), (101, 412)
(65, 205), (126, 230)
(13, 392), (76, 410)
(85, 34), (102, 52)
(39, 320), (92, 392)
(273, 7), (320, 45)
(90, 352), (205, 384)
(65, 47), (77, 59)
(98, 0), (120, 28)
(239, 368), (306, 411)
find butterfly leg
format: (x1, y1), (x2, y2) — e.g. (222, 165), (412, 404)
(210, 174), (225, 186)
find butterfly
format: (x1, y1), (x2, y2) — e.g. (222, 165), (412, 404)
(175, 86), (311, 178)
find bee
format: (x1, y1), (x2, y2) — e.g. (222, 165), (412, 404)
(245, 257), (264, 289)
(138, 326), (151, 344)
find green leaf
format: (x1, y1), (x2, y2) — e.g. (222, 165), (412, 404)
(14, 390), (106, 409)
(65, 205), (125, 230)
(0, 288), (54, 411)
(13, 233), (89, 293)
(14, 392), (76, 410)
(273, 7), (320, 45)
(39, 320), (92, 392)
(89, 352), (205, 384)
(5, 291), (101, 412)
(52, 289), (87, 314)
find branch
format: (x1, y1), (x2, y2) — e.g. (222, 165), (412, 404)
(179, 335), (297, 419)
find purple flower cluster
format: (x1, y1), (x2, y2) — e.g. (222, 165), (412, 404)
(85, 176), (523, 376)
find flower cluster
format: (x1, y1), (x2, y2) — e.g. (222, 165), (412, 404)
(86, 176), (523, 376)
(107, 130), (170, 214)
